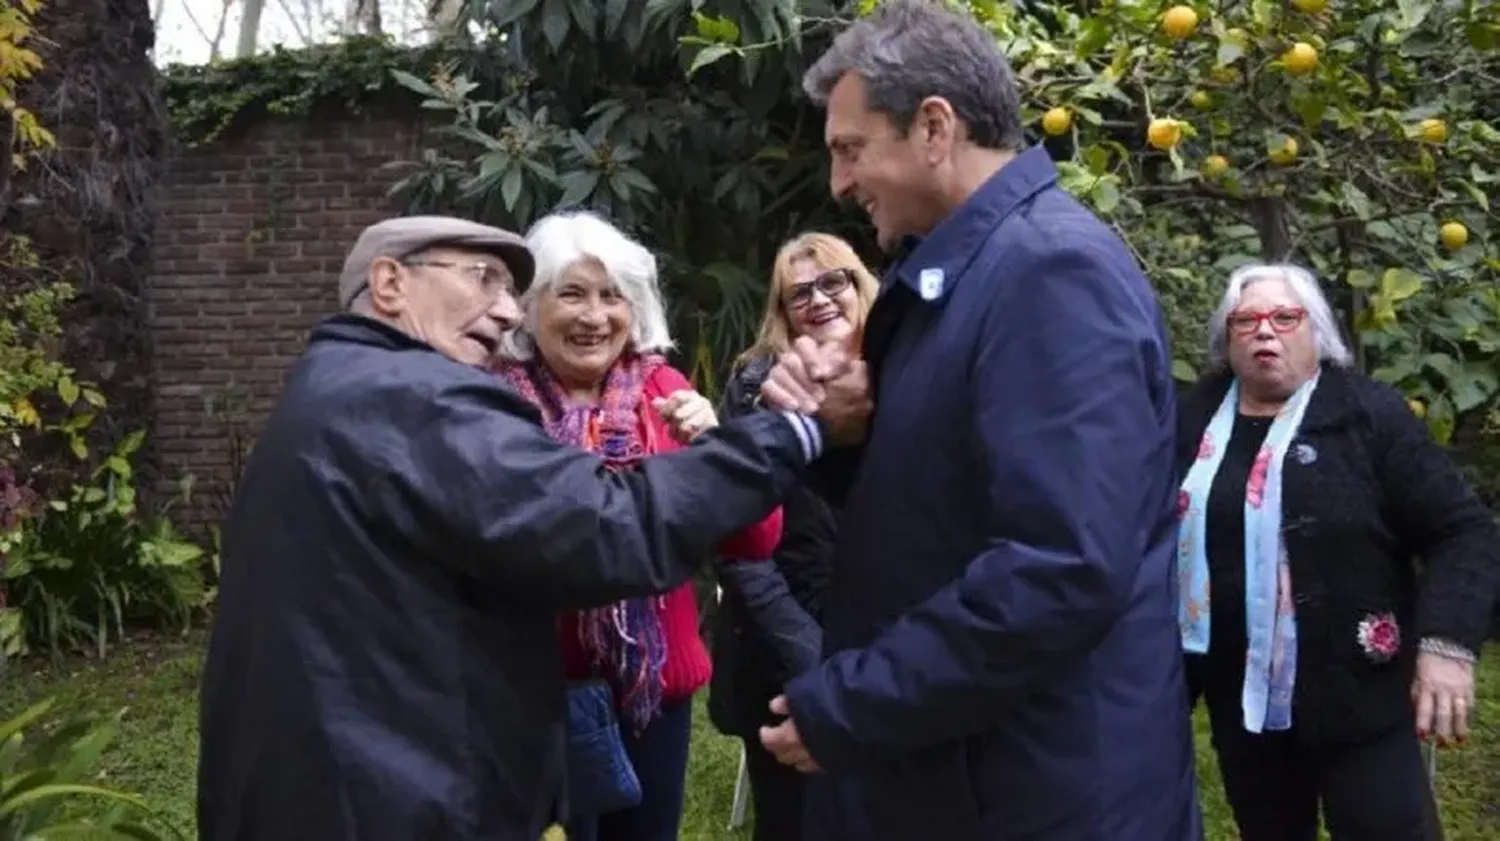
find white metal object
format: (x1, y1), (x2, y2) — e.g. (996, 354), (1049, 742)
(728, 745), (751, 830)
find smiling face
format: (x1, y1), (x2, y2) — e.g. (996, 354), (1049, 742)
(782, 258), (861, 347)
(531, 257), (633, 394)
(1225, 276), (1320, 400)
(364, 245), (521, 367)
(824, 73), (949, 253)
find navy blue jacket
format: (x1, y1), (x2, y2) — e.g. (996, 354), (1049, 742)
(197, 315), (817, 841)
(785, 146), (1202, 840)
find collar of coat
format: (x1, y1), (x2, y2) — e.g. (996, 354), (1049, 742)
(1180, 363), (1371, 438)
(886, 143), (1059, 305)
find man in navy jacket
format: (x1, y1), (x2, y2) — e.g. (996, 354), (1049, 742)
(757, 3), (1203, 839)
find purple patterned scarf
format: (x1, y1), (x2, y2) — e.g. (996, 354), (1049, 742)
(492, 352), (669, 732)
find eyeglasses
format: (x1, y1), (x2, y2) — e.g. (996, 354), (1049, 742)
(404, 259), (515, 298)
(1227, 306), (1306, 336)
(783, 268), (855, 311)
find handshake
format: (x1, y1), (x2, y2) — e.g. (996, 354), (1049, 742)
(760, 336), (873, 447)
(652, 336), (873, 448)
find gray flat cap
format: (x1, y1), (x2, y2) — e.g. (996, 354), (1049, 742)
(337, 215), (536, 309)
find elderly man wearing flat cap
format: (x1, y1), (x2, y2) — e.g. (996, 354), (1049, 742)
(196, 216), (829, 841)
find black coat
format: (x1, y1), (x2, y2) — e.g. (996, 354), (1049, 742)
(197, 316), (813, 841)
(1178, 364), (1500, 745)
(707, 354), (838, 738)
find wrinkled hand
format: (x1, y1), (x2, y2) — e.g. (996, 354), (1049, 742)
(651, 389), (719, 443)
(760, 336), (854, 414)
(1412, 650), (1475, 746)
(817, 360), (873, 446)
(759, 695), (820, 774)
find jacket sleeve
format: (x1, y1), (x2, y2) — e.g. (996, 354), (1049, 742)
(784, 233), (1165, 767)
(725, 355), (862, 508)
(1366, 380), (1500, 655)
(648, 364), (788, 561)
(355, 376), (822, 610)
(715, 360), (822, 671)
(719, 558), (824, 676)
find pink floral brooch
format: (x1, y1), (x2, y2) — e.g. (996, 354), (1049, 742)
(1356, 612), (1401, 663)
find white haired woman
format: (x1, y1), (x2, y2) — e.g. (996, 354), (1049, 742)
(491, 211), (782, 841)
(1175, 263), (1499, 840)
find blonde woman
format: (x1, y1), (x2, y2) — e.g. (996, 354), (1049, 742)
(706, 232), (880, 841)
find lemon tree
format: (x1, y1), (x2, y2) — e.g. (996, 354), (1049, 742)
(978, 0), (1500, 444)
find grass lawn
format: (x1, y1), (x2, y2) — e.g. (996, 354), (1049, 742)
(2, 631), (1497, 839)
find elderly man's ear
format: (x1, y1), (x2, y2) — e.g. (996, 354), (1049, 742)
(365, 257), (409, 315)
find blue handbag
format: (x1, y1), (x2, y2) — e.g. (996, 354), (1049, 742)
(564, 679), (643, 816)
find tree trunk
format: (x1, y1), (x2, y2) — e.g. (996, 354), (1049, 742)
(1251, 195), (1292, 263)
(5, 0), (169, 493)
(237, 0), (264, 57)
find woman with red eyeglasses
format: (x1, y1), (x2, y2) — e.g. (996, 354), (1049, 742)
(707, 232), (880, 841)
(1174, 263), (1498, 840)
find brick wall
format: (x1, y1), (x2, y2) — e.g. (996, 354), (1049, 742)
(148, 105), (427, 531)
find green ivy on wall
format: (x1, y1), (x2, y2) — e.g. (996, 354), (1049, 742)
(159, 36), (458, 147)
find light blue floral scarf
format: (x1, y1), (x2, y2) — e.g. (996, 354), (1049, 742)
(1177, 372), (1320, 733)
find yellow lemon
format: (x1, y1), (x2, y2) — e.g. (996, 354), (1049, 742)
(1190, 90), (1214, 111)
(1041, 107), (1073, 136)
(1440, 221), (1469, 251)
(1162, 5), (1199, 39)
(1268, 136), (1299, 165)
(1407, 399), (1426, 419)
(1201, 154), (1230, 178)
(1416, 118), (1447, 144)
(1147, 118), (1183, 151)
(1283, 42), (1319, 76)
(1291, 0), (1328, 13)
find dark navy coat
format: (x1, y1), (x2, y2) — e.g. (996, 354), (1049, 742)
(197, 315), (814, 841)
(784, 146), (1202, 840)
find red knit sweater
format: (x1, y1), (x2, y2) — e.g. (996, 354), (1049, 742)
(557, 365), (785, 702)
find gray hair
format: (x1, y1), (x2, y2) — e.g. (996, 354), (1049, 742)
(1207, 263), (1353, 369)
(498, 210), (674, 361)
(801, 0), (1025, 151)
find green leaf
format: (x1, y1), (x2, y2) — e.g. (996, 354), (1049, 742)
(1171, 358), (1199, 382)
(56, 376), (78, 407)
(691, 11), (741, 43)
(117, 430), (145, 456)
(1091, 179), (1120, 213)
(686, 44), (736, 77)
(556, 171), (599, 207)
(387, 69), (438, 98)
(1378, 268), (1424, 303)
(1339, 183), (1373, 221)
(500, 166), (524, 211)
(491, 0), (543, 28)
(478, 151), (511, 180)
(541, 0), (571, 51)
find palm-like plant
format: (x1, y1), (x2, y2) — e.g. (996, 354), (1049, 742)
(0, 698), (186, 840)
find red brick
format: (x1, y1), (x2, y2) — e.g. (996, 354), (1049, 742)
(148, 108), (433, 530)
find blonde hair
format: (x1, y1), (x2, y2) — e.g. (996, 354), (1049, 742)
(735, 232), (881, 368)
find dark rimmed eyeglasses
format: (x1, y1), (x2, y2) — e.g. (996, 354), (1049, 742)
(783, 268), (855, 311)
(1227, 306), (1306, 336)
(403, 259), (515, 297)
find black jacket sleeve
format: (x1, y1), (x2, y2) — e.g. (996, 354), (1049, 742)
(351, 377), (817, 610)
(718, 560), (823, 675)
(1364, 378), (1500, 654)
(717, 358), (824, 674)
